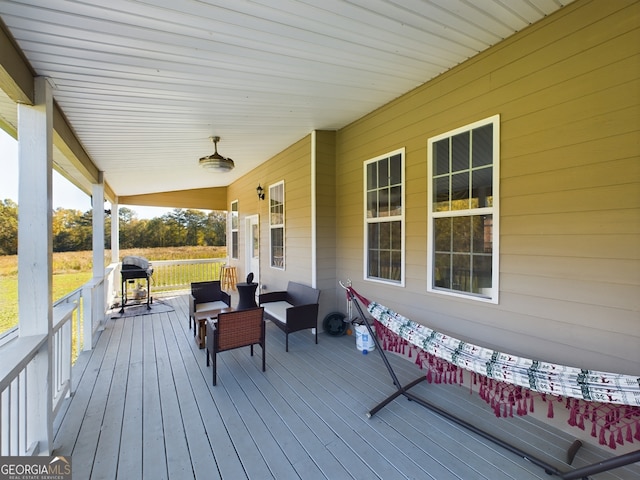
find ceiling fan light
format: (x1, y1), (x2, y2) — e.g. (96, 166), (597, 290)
(198, 155), (235, 172)
(199, 136), (235, 172)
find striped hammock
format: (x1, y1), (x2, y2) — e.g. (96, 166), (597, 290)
(367, 301), (640, 406)
(347, 287), (640, 450)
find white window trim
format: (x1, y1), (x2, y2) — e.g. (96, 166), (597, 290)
(426, 114), (500, 303)
(269, 180), (285, 270)
(363, 147), (405, 287)
(230, 199), (238, 259)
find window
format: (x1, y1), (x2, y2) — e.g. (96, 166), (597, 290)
(230, 200), (238, 259)
(427, 115), (499, 302)
(269, 181), (285, 269)
(364, 149), (404, 285)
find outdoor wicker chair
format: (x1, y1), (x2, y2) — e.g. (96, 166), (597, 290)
(189, 280), (231, 329)
(206, 307), (265, 386)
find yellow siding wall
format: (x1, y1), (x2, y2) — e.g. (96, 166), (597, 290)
(314, 130), (338, 320)
(227, 135), (314, 293)
(334, 0), (639, 375)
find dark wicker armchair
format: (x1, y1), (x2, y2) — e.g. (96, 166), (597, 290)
(206, 307), (266, 386)
(189, 280), (231, 329)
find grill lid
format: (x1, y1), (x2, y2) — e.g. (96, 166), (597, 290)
(122, 255), (150, 270)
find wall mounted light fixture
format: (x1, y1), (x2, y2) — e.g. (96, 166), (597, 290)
(256, 184), (265, 200)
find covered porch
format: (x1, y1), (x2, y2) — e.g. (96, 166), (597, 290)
(53, 291), (638, 480)
(1, 1), (639, 478)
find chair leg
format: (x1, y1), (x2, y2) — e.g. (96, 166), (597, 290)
(315, 327), (318, 344)
(212, 351), (217, 386)
(261, 341), (266, 372)
(206, 347), (210, 367)
(250, 344), (254, 356)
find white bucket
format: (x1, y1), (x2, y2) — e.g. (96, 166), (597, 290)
(355, 324), (375, 353)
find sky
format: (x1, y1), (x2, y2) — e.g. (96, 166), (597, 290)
(0, 129), (175, 219)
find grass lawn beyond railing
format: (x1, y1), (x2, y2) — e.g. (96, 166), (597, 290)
(0, 246), (227, 336)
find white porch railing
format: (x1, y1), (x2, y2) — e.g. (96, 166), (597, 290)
(0, 334), (47, 456)
(107, 259), (227, 305)
(148, 258), (226, 291)
(0, 257), (221, 456)
(0, 295), (81, 456)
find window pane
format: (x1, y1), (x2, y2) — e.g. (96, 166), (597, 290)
(270, 183), (284, 225)
(471, 167), (492, 208)
(451, 131), (469, 172)
(451, 172), (469, 210)
(367, 191), (378, 218)
(367, 162), (377, 190)
(434, 217), (451, 252)
(433, 177), (449, 211)
(231, 201), (238, 229)
(434, 139), (449, 175)
(231, 231), (238, 259)
(379, 158), (389, 187)
(391, 220), (401, 250)
(391, 251), (402, 281)
(434, 253), (451, 288)
(390, 154), (402, 185)
(368, 223), (379, 248)
(379, 222), (391, 249)
(471, 215), (486, 253)
(379, 188), (389, 216)
(473, 255), (492, 291)
(380, 250), (391, 277)
(389, 186), (401, 215)
(452, 254), (471, 292)
(271, 227), (284, 268)
(452, 216), (470, 252)
(368, 249), (379, 277)
(472, 215), (493, 254)
(472, 124), (493, 168)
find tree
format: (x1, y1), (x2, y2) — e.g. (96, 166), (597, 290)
(0, 199), (18, 255)
(0, 202), (228, 254)
(206, 211), (227, 246)
(52, 208), (92, 252)
(143, 217), (168, 247)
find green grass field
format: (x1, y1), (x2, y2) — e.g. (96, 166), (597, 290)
(0, 246), (225, 335)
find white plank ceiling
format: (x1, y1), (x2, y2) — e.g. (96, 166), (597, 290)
(0, 0), (574, 197)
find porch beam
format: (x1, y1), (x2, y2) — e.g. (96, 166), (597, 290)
(0, 21), (114, 204)
(119, 186), (228, 211)
(0, 20), (33, 105)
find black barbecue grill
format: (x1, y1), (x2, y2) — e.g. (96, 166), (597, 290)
(119, 256), (153, 313)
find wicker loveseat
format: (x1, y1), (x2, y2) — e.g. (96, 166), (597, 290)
(259, 281), (320, 352)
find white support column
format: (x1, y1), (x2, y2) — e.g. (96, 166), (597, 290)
(110, 200), (119, 264)
(92, 181), (105, 278)
(17, 76), (54, 455)
(91, 182), (105, 340)
(107, 200), (120, 312)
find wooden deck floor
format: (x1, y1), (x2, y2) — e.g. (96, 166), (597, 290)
(52, 293), (639, 479)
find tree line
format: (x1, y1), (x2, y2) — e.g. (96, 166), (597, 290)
(0, 199), (226, 255)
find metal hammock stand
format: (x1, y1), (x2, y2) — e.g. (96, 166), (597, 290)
(340, 282), (640, 480)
